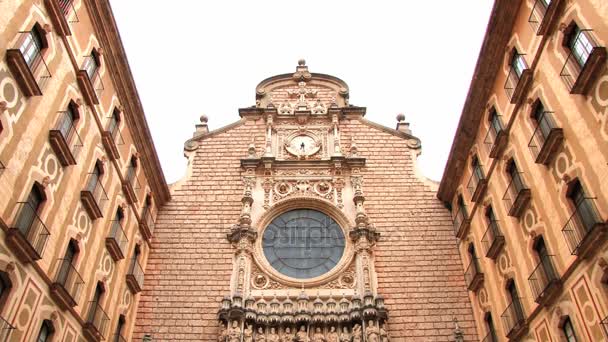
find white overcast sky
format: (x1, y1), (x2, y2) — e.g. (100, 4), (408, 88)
(109, 1), (494, 184)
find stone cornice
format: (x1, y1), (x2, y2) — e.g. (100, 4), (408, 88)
(356, 117), (421, 146)
(84, 0), (171, 204)
(437, 0), (522, 203)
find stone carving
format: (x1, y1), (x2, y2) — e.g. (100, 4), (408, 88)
(272, 179), (334, 203)
(352, 324), (363, 342)
(312, 99), (327, 114)
(366, 321), (380, 342)
(228, 321), (242, 342)
(327, 326), (339, 342)
(218, 322), (228, 342)
(244, 324), (254, 342)
(312, 327), (326, 342)
(280, 101), (294, 115)
(285, 131), (322, 159)
(339, 327), (351, 342)
(379, 324), (389, 342)
(281, 327), (295, 342)
(255, 327), (266, 342)
(289, 81), (318, 107)
(295, 326), (310, 342)
(268, 327), (280, 342)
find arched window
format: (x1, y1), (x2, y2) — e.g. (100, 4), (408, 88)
(83, 49), (101, 80)
(563, 22), (594, 67)
(561, 317), (578, 342)
(57, 100), (80, 142)
(20, 24), (47, 68)
(15, 183), (45, 235)
(86, 161), (104, 193)
(484, 312), (498, 341)
(36, 320), (54, 342)
(108, 108), (121, 139)
(510, 49), (527, 78)
(114, 314), (126, 340)
(488, 108), (504, 137)
(471, 156), (485, 183)
(56, 239), (79, 286)
(567, 180), (599, 233)
(126, 156), (137, 183)
(0, 271), (13, 313)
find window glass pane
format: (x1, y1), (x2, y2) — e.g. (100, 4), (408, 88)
(37, 324), (49, 342)
(563, 319), (577, 342)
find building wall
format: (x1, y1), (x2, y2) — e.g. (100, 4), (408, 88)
(445, 0), (608, 341)
(0, 0), (165, 341)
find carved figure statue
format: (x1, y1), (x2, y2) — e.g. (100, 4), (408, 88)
(218, 322), (228, 342)
(312, 99), (327, 114)
(365, 321), (380, 342)
(379, 324), (389, 342)
(279, 101), (294, 115)
(243, 324), (254, 342)
(352, 324), (362, 342)
(281, 327), (294, 342)
(268, 327), (280, 342)
(255, 327), (266, 342)
(327, 326), (339, 342)
(312, 327), (326, 342)
(295, 325), (310, 342)
(228, 321), (242, 342)
(339, 326), (351, 342)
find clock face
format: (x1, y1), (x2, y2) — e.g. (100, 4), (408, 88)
(288, 135), (317, 156)
(262, 209), (345, 279)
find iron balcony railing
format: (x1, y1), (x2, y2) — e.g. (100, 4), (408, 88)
(561, 198), (604, 255)
(108, 220), (128, 257)
(84, 174), (109, 213)
(14, 31), (52, 91)
(142, 206), (156, 236)
(81, 55), (104, 98)
(126, 166), (141, 192)
(85, 301), (109, 338)
(58, 0), (79, 23)
(481, 331), (498, 342)
(54, 258), (84, 304)
(11, 202), (50, 259)
(483, 124), (503, 158)
(0, 315), (14, 341)
(128, 259), (145, 290)
(504, 67), (522, 101)
(501, 299), (526, 337)
(466, 167), (486, 200)
(452, 206), (469, 237)
(481, 219), (504, 257)
(528, 111), (558, 159)
(106, 121), (125, 148)
(464, 258), (483, 290)
(53, 110), (84, 160)
(560, 29), (600, 91)
(601, 315), (607, 339)
(502, 172), (530, 213)
(528, 256), (559, 303)
(528, 0), (550, 34)
(111, 334), (127, 342)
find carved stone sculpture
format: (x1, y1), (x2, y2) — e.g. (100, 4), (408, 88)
(295, 325), (310, 342)
(244, 324), (254, 342)
(218, 322), (228, 342)
(268, 327), (280, 342)
(327, 326), (339, 342)
(365, 321), (380, 342)
(352, 324), (362, 342)
(379, 324), (389, 342)
(228, 321), (242, 342)
(339, 327), (351, 342)
(255, 327), (267, 342)
(312, 327), (326, 342)
(281, 327), (295, 342)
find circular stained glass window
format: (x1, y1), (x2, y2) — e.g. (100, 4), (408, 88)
(262, 209), (345, 279)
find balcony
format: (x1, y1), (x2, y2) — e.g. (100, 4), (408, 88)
(139, 207), (156, 241)
(80, 176), (108, 220)
(560, 30), (607, 95)
(101, 127), (123, 161)
(561, 198), (607, 257)
(501, 300), (527, 341)
(126, 259), (144, 294)
(5, 202), (50, 263)
(0, 315), (15, 341)
(467, 172), (488, 203)
(83, 301), (109, 342)
(44, 0), (79, 37)
(481, 332), (498, 342)
(49, 111), (83, 167)
(528, 112), (563, 165)
(6, 32), (51, 97)
(77, 56), (104, 106)
(601, 315), (607, 339)
(528, 0), (564, 36)
(529, 257), (561, 306)
(111, 334), (127, 342)
(452, 207), (471, 239)
(505, 67), (533, 104)
(50, 258), (84, 310)
(122, 167), (140, 204)
(482, 220), (505, 260)
(106, 220), (128, 262)
(464, 259), (484, 292)
(502, 172), (531, 218)
(484, 126), (508, 159)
